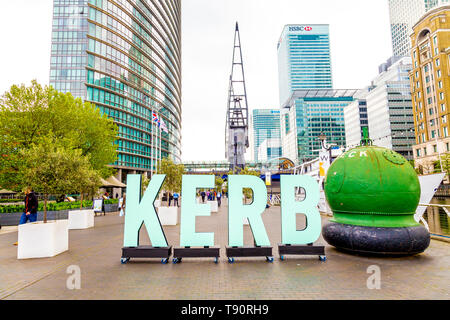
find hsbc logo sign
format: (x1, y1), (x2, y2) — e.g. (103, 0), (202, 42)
(289, 26), (313, 32)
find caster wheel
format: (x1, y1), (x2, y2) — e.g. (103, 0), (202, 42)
(214, 257), (219, 264)
(121, 258), (130, 264)
(319, 255), (327, 262)
(266, 256), (274, 263)
(228, 257), (235, 264)
(161, 258), (168, 264)
(280, 255), (285, 261)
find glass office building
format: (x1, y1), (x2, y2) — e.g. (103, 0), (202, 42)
(277, 24), (333, 106)
(50, 0), (182, 177)
(281, 90), (357, 164)
(249, 109), (282, 162)
(388, 0), (449, 57)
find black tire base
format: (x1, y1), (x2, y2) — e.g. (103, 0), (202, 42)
(322, 222), (430, 256)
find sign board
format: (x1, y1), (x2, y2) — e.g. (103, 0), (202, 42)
(123, 174), (321, 249)
(265, 172), (272, 186)
(319, 150), (331, 177)
(93, 199), (103, 213)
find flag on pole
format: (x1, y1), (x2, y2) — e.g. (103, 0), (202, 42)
(152, 111), (159, 124)
(160, 117), (169, 133)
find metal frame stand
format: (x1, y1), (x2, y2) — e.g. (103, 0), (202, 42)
(226, 246), (274, 263)
(173, 246), (221, 264)
(121, 246), (172, 264)
(278, 243), (326, 261)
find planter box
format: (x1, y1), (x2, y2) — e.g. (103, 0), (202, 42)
(18, 220), (69, 259)
(157, 206), (178, 226)
(0, 210), (69, 227)
(68, 209), (94, 230)
(104, 203), (118, 213)
(207, 201), (218, 213)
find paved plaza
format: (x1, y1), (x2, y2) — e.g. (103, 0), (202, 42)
(0, 201), (449, 300)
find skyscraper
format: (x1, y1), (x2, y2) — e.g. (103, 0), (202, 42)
(277, 24), (333, 106)
(410, 5), (450, 173)
(249, 109), (282, 162)
(365, 57), (416, 160)
(388, 0), (449, 57)
(50, 0), (182, 180)
(281, 89), (357, 164)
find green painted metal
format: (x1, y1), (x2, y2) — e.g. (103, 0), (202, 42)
(324, 145), (421, 228)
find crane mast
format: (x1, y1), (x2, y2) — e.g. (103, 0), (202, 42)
(225, 22), (249, 173)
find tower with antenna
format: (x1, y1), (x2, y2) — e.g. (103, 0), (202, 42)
(225, 22), (249, 173)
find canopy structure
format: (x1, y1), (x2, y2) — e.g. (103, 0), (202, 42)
(0, 189), (16, 194)
(100, 176), (127, 188)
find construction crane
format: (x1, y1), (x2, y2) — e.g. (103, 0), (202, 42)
(225, 22), (249, 173)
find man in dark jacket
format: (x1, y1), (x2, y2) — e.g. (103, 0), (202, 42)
(19, 188), (39, 225)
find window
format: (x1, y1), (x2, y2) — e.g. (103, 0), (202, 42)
(440, 92), (445, 100)
(436, 59), (440, 67)
(437, 70), (441, 78)
(417, 149), (421, 157)
(432, 130), (436, 138)
(424, 147), (427, 156)
(444, 127), (449, 138)
(442, 115), (447, 124)
(433, 145), (437, 153)
(441, 104), (446, 112)
(447, 142), (450, 151)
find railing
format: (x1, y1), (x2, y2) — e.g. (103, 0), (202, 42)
(418, 203), (450, 234)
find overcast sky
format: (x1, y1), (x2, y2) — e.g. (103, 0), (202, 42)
(0, 0), (393, 162)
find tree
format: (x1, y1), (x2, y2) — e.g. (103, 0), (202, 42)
(215, 176), (224, 193)
(158, 157), (185, 205)
(433, 153), (450, 177)
(22, 138), (98, 223)
(0, 81), (118, 193)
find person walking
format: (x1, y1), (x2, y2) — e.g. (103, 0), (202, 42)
(14, 187), (39, 246)
(217, 191), (222, 207)
(119, 193), (126, 217)
(168, 193), (173, 206)
(206, 190), (210, 201)
(173, 192), (180, 207)
(201, 190), (206, 203)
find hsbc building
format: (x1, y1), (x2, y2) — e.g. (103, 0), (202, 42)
(277, 24), (333, 106)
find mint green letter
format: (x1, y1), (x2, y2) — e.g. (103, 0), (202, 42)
(280, 175), (321, 245)
(228, 175), (270, 247)
(123, 174), (168, 248)
(180, 175), (215, 247)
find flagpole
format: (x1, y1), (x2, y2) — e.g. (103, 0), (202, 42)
(159, 119), (162, 171)
(150, 108), (154, 179)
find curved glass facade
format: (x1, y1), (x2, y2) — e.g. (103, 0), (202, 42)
(50, 0), (182, 173)
(86, 0), (182, 171)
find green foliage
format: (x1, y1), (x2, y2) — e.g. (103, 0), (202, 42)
(0, 80), (118, 194)
(433, 153), (450, 176)
(215, 176), (224, 192)
(158, 157), (185, 193)
(0, 199), (22, 203)
(0, 200), (94, 214)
